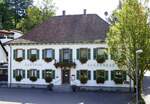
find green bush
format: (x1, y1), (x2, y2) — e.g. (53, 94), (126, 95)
(15, 57), (24, 62)
(79, 58), (88, 64)
(29, 55), (37, 62)
(96, 77), (105, 83)
(80, 75), (88, 84)
(15, 75), (22, 81)
(96, 53), (107, 63)
(45, 76), (53, 83)
(30, 76), (37, 82)
(44, 58), (53, 62)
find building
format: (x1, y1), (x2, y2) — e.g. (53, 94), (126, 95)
(7, 12), (133, 90)
(0, 30), (23, 83)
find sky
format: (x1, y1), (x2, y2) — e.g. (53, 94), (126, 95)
(34, 0), (119, 19)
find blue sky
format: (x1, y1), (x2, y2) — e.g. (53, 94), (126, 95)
(34, 0), (119, 19)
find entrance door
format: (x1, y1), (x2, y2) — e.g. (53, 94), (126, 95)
(62, 70), (70, 84)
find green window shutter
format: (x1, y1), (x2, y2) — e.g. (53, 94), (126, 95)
(22, 70), (25, 78)
(88, 49), (91, 59)
(111, 70), (115, 80)
(13, 70), (16, 78)
(52, 49), (55, 59)
(77, 49), (80, 59)
(88, 70), (91, 80)
(94, 70), (96, 80)
(105, 71), (108, 80)
(59, 49), (62, 62)
(123, 71), (127, 81)
(70, 49), (72, 62)
(77, 70), (80, 80)
(23, 50), (25, 59)
(13, 50), (17, 59)
(93, 48), (97, 59)
(42, 49), (45, 59)
(42, 70), (45, 79)
(37, 70), (39, 78)
(27, 50), (30, 59)
(52, 70), (55, 79)
(37, 50), (39, 59)
(27, 70), (30, 78)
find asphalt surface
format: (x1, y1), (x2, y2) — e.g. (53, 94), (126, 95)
(0, 87), (133, 104)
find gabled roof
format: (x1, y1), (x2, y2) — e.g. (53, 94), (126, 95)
(8, 14), (109, 44)
(0, 30), (14, 35)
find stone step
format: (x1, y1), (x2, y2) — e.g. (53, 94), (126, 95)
(53, 85), (72, 92)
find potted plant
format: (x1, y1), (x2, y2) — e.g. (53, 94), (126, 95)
(79, 57), (88, 64)
(15, 75), (22, 81)
(45, 76), (53, 83)
(44, 58), (53, 62)
(15, 57), (24, 62)
(54, 61), (76, 68)
(30, 76), (37, 82)
(96, 76), (105, 84)
(114, 71), (123, 84)
(80, 75), (88, 84)
(29, 55), (37, 62)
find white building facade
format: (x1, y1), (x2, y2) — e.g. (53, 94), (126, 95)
(7, 13), (133, 90)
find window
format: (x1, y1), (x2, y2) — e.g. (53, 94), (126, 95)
(93, 70), (108, 83)
(42, 49), (55, 62)
(111, 70), (126, 84)
(59, 49), (72, 62)
(13, 49), (25, 62)
(77, 48), (90, 64)
(27, 69), (39, 78)
(13, 69), (25, 78)
(93, 48), (108, 63)
(42, 70), (55, 79)
(76, 70), (91, 80)
(27, 49), (39, 62)
(93, 48), (107, 59)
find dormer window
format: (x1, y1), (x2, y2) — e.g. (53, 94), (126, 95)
(27, 49), (39, 62)
(77, 48), (90, 64)
(42, 49), (55, 62)
(13, 49), (25, 62)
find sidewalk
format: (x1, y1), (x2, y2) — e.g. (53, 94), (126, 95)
(143, 71), (150, 104)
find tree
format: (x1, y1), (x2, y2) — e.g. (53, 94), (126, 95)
(0, 0), (15, 29)
(107, 0), (150, 99)
(8, 0), (33, 26)
(17, 0), (55, 33)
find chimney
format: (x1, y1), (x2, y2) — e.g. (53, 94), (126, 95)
(62, 10), (66, 16)
(83, 9), (87, 15)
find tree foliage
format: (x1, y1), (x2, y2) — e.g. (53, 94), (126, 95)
(17, 0), (55, 33)
(0, 1), (15, 29)
(107, 0), (150, 93)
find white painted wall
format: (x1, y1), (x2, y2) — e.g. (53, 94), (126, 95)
(0, 45), (7, 63)
(8, 43), (133, 87)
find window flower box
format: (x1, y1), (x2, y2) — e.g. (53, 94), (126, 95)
(15, 75), (23, 81)
(15, 57), (24, 62)
(54, 61), (76, 68)
(30, 76), (37, 82)
(96, 77), (105, 83)
(29, 55), (37, 62)
(79, 57), (88, 64)
(80, 75), (88, 84)
(45, 76), (53, 83)
(44, 58), (53, 62)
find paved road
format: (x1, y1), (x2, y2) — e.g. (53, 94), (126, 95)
(0, 87), (133, 104)
(143, 71), (150, 104)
